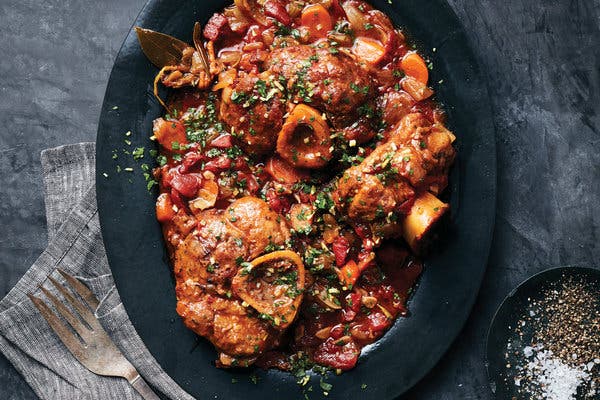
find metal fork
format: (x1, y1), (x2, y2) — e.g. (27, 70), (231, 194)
(28, 269), (160, 400)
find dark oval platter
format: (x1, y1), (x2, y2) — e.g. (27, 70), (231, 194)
(96, 1), (496, 398)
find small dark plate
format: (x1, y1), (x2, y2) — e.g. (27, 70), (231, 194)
(486, 266), (600, 399)
(96, 0), (496, 399)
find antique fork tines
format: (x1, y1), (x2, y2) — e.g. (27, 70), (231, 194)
(28, 269), (160, 400)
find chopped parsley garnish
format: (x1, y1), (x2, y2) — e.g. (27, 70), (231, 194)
(315, 192), (334, 211)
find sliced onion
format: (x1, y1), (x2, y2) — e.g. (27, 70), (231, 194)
(315, 326), (332, 339)
(224, 6), (251, 33)
(234, 0), (269, 26)
(342, 3), (367, 32)
(188, 180), (219, 213)
(220, 51), (242, 66)
(286, 1), (303, 18)
(402, 76), (434, 101)
(213, 68), (237, 91)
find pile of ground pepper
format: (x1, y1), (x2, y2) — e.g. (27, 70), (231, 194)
(505, 275), (599, 399)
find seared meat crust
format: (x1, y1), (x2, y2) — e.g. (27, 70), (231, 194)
(171, 197), (290, 364)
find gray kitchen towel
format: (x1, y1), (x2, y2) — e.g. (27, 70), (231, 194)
(0, 143), (194, 400)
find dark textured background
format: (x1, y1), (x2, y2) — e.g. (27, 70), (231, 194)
(1, 0), (598, 399)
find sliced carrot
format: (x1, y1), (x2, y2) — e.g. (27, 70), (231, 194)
(265, 155), (309, 184)
(152, 118), (188, 153)
(400, 52), (429, 84)
(156, 193), (176, 222)
(337, 251), (376, 288)
(352, 37), (386, 65)
(301, 4), (333, 40)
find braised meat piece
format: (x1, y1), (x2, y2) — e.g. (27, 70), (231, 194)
(333, 113), (456, 223)
(377, 89), (415, 128)
(388, 113), (456, 179)
(174, 210), (246, 290)
(226, 196), (290, 257)
(266, 45), (377, 143)
(176, 293), (279, 365)
(220, 72), (287, 156)
(171, 196), (292, 365)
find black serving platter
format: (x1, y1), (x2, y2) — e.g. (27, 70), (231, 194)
(96, 1), (496, 398)
(486, 266), (600, 399)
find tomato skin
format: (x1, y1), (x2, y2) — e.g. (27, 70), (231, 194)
(170, 188), (186, 209)
(313, 337), (360, 370)
(329, 324), (345, 339)
(170, 174), (201, 198)
(210, 134), (233, 148)
(264, 0), (291, 25)
(181, 152), (205, 173)
(332, 236), (350, 267)
(265, 189), (291, 214)
(203, 155), (232, 173)
(367, 312), (390, 332)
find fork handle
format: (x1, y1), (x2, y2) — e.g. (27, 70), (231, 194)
(130, 373), (161, 400)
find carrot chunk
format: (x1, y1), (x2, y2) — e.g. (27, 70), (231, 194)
(337, 260), (360, 288)
(156, 193), (176, 222)
(301, 4), (333, 40)
(265, 156), (309, 184)
(400, 52), (429, 84)
(152, 118), (188, 152)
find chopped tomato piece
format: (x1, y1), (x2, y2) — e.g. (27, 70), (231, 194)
(367, 312), (391, 332)
(153, 118), (188, 153)
(329, 324), (345, 339)
(203, 155), (232, 173)
(237, 172), (260, 194)
(204, 13), (231, 41)
(400, 52), (429, 84)
(180, 152), (205, 173)
(210, 134), (233, 148)
(155, 193), (176, 222)
(332, 235), (350, 267)
(352, 37), (385, 65)
(264, 0), (291, 25)
(345, 292), (362, 313)
(313, 337), (360, 370)
(265, 189), (291, 214)
(170, 174), (201, 198)
(301, 4), (332, 40)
